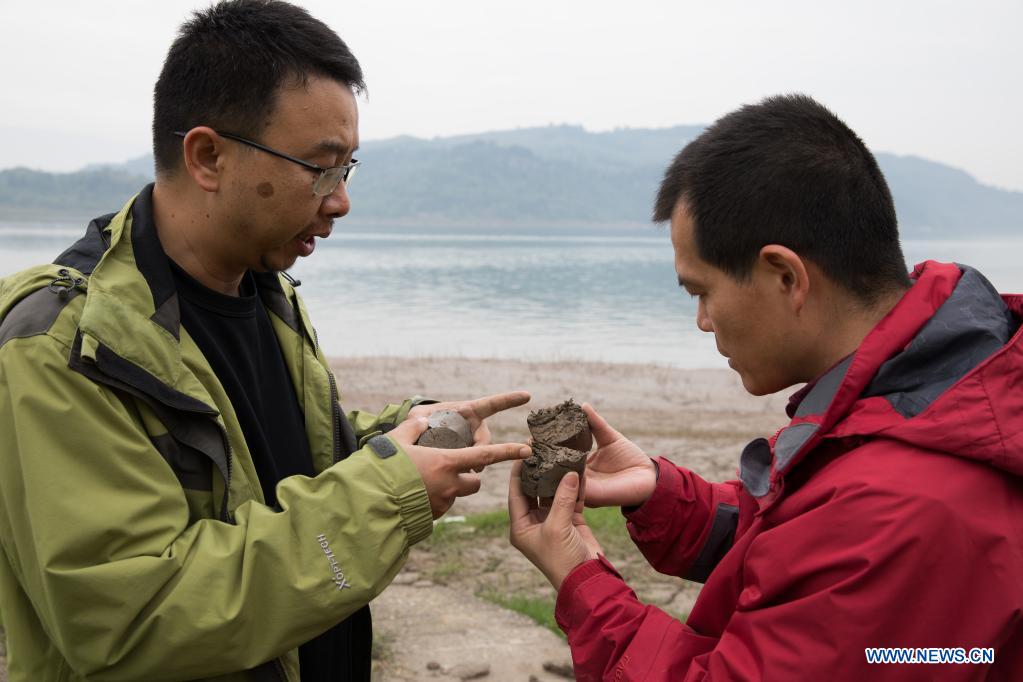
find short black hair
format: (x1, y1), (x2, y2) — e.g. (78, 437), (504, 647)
(153, 0), (365, 175)
(654, 94), (909, 305)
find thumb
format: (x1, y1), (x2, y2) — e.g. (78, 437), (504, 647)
(547, 472), (581, 528)
(582, 403), (623, 448)
(390, 416), (429, 445)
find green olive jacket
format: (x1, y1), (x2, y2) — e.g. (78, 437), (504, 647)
(0, 187), (434, 681)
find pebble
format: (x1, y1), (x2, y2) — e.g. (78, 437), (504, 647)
(392, 571), (420, 585)
(448, 662), (491, 679)
(542, 659), (575, 679)
(427, 661), (442, 671)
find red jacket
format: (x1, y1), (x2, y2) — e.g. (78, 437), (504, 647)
(556, 261), (1023, 680)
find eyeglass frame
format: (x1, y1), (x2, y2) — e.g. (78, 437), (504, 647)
(172, 129), (359, 196)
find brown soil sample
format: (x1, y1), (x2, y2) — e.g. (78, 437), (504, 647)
(520, 442), (587, 498)
(526, 399), (592, 452)
(521, 399), (593, 497)
(416, 410), (473, 449)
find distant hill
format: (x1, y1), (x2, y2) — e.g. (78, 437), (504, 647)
(1, 124), (1019, 237)
(0, 166), (155, 221)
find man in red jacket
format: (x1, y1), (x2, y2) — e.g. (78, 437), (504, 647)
(509, 94), (1023, 680)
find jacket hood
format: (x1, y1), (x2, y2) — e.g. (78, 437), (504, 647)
(741, 260), (1023, 507)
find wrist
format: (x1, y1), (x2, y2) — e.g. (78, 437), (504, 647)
(621, 458), (659, 513)
(643, 457), (659, 498)
(637, 457), (659, 503)
(549, 552), (598, 591)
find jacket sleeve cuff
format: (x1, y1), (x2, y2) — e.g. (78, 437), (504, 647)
(353, 396), (440, 448)
(555, 555), (626, 632)
(367, 436), (434, 547)
(623, 456), (682, 529)
(394, 395), (439, 423)
(396, 484), (432, 546)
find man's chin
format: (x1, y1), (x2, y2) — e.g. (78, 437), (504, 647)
(736, 369), (769, 397)
(740, 372), (795, 397)
(257, 253), (299, 273)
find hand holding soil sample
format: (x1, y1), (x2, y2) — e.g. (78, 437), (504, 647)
(520, 399), (592, 497)
(415, 409), (474, 449)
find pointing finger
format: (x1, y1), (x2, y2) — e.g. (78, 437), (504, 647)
(449, 442), (531, 473)
(469, 391), (531, 419)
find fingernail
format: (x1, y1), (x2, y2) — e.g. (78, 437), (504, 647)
(564, 473), (578, 489)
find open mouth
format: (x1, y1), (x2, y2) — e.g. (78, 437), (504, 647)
(297, 234), (317, 256)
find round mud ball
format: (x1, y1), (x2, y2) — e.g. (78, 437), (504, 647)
(416, 409), (473, 449)
(526, 398), (592, 452)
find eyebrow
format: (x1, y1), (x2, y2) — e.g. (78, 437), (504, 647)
(310, 140), (358, 157)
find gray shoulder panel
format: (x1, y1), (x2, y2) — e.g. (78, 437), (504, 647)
(865, 265), (1015, 418)
(0, 287), (82, 349)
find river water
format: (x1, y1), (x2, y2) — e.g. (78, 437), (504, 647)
(2, 222), (1020, 368)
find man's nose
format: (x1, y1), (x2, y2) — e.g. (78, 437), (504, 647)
(321, 179), (351, 219)
(696, 299), (714, 333)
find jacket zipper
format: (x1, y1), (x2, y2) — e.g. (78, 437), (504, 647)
(219, 420), (235, 523)
(310, 315), (342, 465)
(328, 369), (342, 464)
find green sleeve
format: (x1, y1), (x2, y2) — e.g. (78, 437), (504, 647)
(0, 337), (432, 680)
(347, 395), (438, 448)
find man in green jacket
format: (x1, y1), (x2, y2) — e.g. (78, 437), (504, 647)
(0, 1), (529, 680)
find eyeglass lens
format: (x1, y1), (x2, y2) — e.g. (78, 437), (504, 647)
(312, 163), (358, 196)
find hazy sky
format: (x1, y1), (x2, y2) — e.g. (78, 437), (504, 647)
(2, 0), (1021, 190)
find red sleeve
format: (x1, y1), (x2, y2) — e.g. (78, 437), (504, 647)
(556, 453), (1008, 681)
(624, 457), (743, 580)
(554, 556), (719, 682)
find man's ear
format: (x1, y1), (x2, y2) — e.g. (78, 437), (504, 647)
(758, 244), (809, 314)
(179, 127), (223, 193)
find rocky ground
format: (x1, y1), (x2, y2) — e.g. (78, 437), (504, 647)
(0, 357), (789, 681)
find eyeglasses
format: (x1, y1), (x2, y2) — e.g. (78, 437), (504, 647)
(173, 130), (360, 196)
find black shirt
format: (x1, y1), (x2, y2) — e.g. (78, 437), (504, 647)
(169, 260), (371, 681)
(169, 260), (314, 506)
